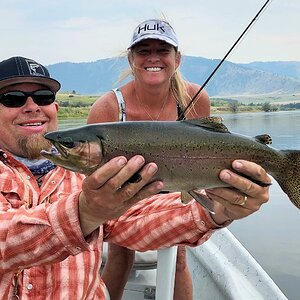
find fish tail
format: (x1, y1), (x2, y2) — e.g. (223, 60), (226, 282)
(275, 150), (300, 209)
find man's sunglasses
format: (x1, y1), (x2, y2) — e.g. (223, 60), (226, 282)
(0, 90), (55, 108)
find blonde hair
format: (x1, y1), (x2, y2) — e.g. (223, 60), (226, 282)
(170, 67), (191, 111)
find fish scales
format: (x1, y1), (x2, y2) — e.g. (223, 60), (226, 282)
(41, 118), (300, 209)
(100, 123), (280, 189)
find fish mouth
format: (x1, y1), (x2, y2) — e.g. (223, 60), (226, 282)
(52, 140), (70, 159)
(41, 140), (73, 160)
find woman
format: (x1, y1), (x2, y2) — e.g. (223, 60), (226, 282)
(87, 19), (270, 300)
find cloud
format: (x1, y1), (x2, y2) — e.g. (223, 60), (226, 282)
(0, 0), (299, 64)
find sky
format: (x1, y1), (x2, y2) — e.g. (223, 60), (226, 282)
(1, 0), (299, 65)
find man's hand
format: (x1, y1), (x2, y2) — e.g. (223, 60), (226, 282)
(206, 160), (271, 225)
(78, 155), (163, 236)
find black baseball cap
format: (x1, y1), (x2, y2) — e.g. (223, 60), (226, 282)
(0, 56), (60, 93)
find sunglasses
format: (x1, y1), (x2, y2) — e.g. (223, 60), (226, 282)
(0, 90), (56, 108)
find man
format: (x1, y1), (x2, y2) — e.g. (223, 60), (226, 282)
(0, 56), (270, 299)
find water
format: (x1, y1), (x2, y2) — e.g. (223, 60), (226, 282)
(58, 112), (300, 299)
(217, 111), (300, 300)
(58, 118), (86, 129)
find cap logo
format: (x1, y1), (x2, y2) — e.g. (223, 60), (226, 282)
(25, 59), (46, 77)
(137, 23), (165, 34)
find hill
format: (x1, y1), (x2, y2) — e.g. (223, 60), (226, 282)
(47, 57), (300, 97)
(242, 61), (300, 80)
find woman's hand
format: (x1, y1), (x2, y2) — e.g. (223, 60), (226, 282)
(205, 160), (271, 225)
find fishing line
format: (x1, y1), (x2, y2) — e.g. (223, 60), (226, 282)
(178, 0), (273, 121)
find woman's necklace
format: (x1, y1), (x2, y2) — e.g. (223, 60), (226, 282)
(136, 90), (169, 121)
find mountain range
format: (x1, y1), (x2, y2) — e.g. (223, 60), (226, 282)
(47, 56), (300, 96)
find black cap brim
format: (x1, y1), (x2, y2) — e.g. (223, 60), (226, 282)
(0, 76), (61, 93)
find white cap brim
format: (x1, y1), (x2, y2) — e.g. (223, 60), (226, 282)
(128, 34), (178, 49)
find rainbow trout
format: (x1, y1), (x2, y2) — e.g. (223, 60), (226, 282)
(41, 117), (300, 210)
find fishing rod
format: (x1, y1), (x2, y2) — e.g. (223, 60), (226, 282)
(178, 0), (272, 120)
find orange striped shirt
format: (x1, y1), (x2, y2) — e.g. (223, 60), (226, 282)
(0, 150), (222, 299)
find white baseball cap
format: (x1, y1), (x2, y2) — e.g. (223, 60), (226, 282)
(128, 19), (178, 49)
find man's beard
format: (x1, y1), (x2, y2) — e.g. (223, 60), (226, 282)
(18, 134), (53, 159)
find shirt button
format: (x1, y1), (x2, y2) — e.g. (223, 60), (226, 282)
(200, 220), (206, 226)
(26, 176), (31, 180)
(51, 180), (56, 184)
(76, 247), (82, 251)
(27, 283), (33, 290)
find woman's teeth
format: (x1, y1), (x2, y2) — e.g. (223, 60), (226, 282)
(146, 67), (162, 72)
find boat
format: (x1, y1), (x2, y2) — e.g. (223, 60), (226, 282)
(107, 228), (288, 299)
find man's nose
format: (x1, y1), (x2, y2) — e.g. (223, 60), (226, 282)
(22, 97), (40, 111)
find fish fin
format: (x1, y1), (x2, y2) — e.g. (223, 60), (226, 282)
(254, 134), (272, 145)
(182, 117), (230, 133)
(188, 190), (215, 214)
(181, 191), (194, 204)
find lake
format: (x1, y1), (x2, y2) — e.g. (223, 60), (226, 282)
(59, 111), (300, 300)
(218, 111), (300, 300)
